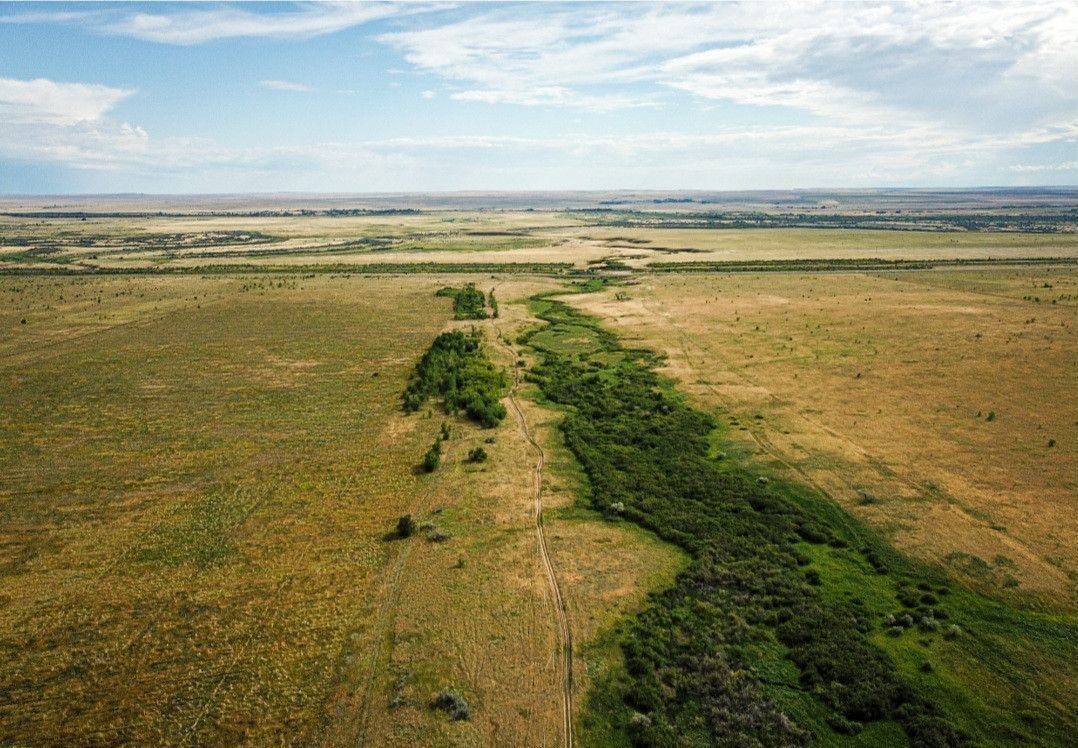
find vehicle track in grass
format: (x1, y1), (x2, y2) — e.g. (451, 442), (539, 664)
(495, 326), (574, 748)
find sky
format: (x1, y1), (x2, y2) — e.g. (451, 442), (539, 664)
(0, 0), (1075, 193)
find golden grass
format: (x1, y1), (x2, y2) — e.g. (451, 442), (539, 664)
(0, 272), (678, 746)
(540, 226), (1078, 264)
(572, 268), (1077, 609)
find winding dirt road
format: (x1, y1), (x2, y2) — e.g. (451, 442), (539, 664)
(496, 329), (574, 748)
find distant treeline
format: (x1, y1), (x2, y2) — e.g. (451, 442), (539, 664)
(402, 329), (507, 428)
(570, 209), (1078, 233)
(0, 209), (423, 219)
(647, 257), (1078, 273)
(0, 262), (573, 277)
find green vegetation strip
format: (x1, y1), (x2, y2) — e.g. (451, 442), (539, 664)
(569, 209), (1077, 233)
(402, 329), (508, 428)
(0, 261), (573, 276)
(646, 257), (1078, 273)
(522, 292), (1077, 747)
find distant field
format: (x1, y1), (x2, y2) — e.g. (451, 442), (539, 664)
(573, 268), (1077, 609)
(4, 210), (1075, 276)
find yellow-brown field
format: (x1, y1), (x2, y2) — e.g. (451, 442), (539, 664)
(572, 267), (1077, 608)
(3, 211), (1074, 274)
(2, 204), (1077, 745)
(0, 272), (676, 746)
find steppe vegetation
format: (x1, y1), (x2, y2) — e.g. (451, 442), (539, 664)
(525, 290), (1076, 747)
(1, 192), (1075, 747)
(572, 269), (1077, 608)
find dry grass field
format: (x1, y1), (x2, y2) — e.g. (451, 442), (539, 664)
(1, 199), (1076, 746)
(5, 209), (1074, 275)
(572, 267), (1077, 609)
(0, 271), (678, 746)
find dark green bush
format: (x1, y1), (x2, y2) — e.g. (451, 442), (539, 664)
(397, 515), (416, 538)
(431, 688), (472, 721)
(437, 283), (489, 319)
(422, 439), (442, 473)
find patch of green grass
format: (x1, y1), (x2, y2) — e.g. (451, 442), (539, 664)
(134, 487), (259, 568)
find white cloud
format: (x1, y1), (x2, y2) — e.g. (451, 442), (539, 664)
(259, 80), (313, 92)
(1010, 161), (1078, 173)
(378, 0), (1078, 131)
(100, 2), (407, 45)
(0, 77), (134, 125)
(420, 89), (435, 99)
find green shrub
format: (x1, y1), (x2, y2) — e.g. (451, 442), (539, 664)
(436, 283), (489, 319)
(422, 440), (442, 473)
(466, 446), (488, 463)
(397, 515), (416, 538)
(431, 688), (472, 721)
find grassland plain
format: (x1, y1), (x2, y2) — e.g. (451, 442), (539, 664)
(522, 288), (1077, 747)
(5, 210), (1075, 277)
(0, 274), (473, 745)
(0, 272), (681, 747)
(572, 269), (1077, 610)
(2, 199), (1077, 746)
(347, 277), (683, 747)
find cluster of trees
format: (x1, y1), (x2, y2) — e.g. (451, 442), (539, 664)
(402, 329), (508, 428)
(522, 299), (966, 747)
(435, 283), (490, 320)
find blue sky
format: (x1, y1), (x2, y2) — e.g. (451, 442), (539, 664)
(0, 1), (1075, 193)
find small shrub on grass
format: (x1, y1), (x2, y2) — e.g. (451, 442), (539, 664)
(440, 421), (451, 440)
(423, 439), (442, 472)
(397, 515), (416, 539)
(466, 446), (488, 463)
(431, 688), (472, 721)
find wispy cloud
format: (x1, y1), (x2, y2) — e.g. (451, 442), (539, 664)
(1, 2), (1074, 190)
(0, 77), (134, 125)
(379, 0), (1078, 129)
(0, 1), (414, 45)
(259, 80), (313, 92)
(1010, 160), (1078, 173)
